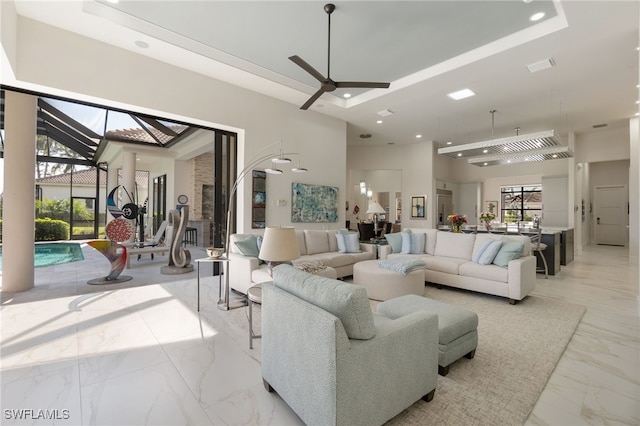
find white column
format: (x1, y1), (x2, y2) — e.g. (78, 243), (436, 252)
(629, 118), (639, 262)
(3, 91), (36, 292)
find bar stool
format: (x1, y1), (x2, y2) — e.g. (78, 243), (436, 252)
(522, 227), (548, 279)
(183, 227), (197, 246)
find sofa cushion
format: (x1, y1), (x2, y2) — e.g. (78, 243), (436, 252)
(425, 256), (468, 275)
(273, 264), (376, 340)
(327, 230), (339, 252)
(306, 252), (355, 268)
(295, 230), (307, 256)
(492, 239), (524, 267)
(434, 232), (476, 260)
(384, 232), (403, 253)
(472, 239), (502, 265)
(459, 261), (509, 283)
(401, 232), (425, 254)
(304, 230), (330, 255)
(235, 234), (260, 257)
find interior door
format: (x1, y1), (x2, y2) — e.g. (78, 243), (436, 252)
(594, 185), (627, 246)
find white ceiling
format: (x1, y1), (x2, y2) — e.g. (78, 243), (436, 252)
(11, 0), (640, 148)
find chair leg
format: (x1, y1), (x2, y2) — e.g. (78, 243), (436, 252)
(536, 250), (549, 279)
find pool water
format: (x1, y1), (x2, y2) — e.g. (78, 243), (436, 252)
(0, 242), (84, 269)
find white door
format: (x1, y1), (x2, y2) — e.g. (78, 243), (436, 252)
(594, 185), (627, 246)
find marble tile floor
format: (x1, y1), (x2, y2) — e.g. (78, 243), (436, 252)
(0, 242), (638, 425)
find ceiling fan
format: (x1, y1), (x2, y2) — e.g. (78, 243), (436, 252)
(289, 3), (391, 110)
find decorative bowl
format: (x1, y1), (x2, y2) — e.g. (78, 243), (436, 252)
(206, 247), (224, 259)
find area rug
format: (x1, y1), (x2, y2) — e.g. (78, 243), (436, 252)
(223, 285), (586, 426)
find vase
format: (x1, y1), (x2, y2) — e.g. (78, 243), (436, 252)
(453, 225), (462, 233)
(484, 221), (491, 231)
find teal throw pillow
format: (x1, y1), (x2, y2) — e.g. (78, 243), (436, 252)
(492, 240), (524, 267)
(384, 232), (403, 253)
(235, 234), (259, 257)
(474, 240), (502, 265)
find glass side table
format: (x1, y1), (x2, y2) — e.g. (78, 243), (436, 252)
(247, 283), (263, 349)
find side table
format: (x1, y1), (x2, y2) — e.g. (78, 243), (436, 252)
(247, 283), (263, 349)
(194, 256), (230, 311)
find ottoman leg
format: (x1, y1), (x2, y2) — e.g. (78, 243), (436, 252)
(465, 349), (476, 359)
(421, 389), (435, 402)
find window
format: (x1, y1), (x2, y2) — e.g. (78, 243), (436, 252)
(500, 185), (542, 223)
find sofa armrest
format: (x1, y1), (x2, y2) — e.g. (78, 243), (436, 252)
(359, 243), (377, 257)
(227, 252), (260, 294)
(337, 312), (439, 425)
(377, 244), (392, 259)
(507, 255), (537, 301)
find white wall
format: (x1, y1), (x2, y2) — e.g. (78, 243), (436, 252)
(8, 17), (347, 233)
(347, 142), (435, 228)
(575, 125), (630, 163)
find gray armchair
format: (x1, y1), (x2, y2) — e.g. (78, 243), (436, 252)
(262, 265), (439, 426)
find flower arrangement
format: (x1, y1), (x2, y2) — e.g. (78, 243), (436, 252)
(479, 212), (496, 222)
(447, 214), (467, 226)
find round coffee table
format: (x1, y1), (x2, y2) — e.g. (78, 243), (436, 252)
(247, 284), (262, 349)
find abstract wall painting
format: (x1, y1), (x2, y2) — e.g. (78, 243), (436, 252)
(291, 183), (339, 223)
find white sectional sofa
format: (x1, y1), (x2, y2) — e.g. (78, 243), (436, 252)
(227, 229), (375, 295)
(378, 228), (536, 304)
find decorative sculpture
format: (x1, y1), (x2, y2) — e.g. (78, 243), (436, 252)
(161, 205), (194, 275)
(86, 240), (133, 285)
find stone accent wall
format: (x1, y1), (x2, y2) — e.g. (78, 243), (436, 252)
(192, 153), (214, 221)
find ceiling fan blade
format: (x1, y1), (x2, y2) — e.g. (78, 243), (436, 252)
(300, 87), (327, 110)
(335, 81), (391, 89)
(289, 55), (326, 83)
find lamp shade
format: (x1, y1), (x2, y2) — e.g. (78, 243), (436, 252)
(259, 227), (300, 262)
(366, 202), (385, 215)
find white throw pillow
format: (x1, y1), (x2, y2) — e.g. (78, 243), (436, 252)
(336, 232), (360, 253)
(472, 239), (503, 265)
(401, 232), (425, 254)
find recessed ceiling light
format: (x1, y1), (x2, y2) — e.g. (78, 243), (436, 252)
(457, 153), (462, 157)
(552, 154), (558, 158)
(507, 160), (512, 163)
(134, 40), (149, 49)
(635, 112), (639, 116)
(529, 12), (545, 21)
(636, 100), (640, 104)
(483, 162), (488, 166)
(446, 141), (452, 145)
(482, 149), (488, 153)
(416, 134), (422, 139)
(376, 120), (383, 124)
(343, 93), (351, 98)
(447, 88), (476, 100)
(527, 57), (555, 73)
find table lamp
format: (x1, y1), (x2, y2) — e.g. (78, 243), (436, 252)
(258, 226), (301, 276)
(366, 202), (386, 238)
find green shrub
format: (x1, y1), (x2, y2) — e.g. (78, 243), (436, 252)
(35, 218), (70, 241)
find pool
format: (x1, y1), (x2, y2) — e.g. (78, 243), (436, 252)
(0, 242), (84, 269)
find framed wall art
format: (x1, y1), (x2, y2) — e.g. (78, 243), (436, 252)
(291, 182), (338, 223)
(411, 195), (426, 219)
(252, 170), (266, 228)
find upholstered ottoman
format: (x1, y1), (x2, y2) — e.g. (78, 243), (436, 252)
(353, 259), (425, 301)
(377, 294), (478, 376)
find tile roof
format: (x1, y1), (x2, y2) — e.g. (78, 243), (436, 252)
(36, 168), (149, 187)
